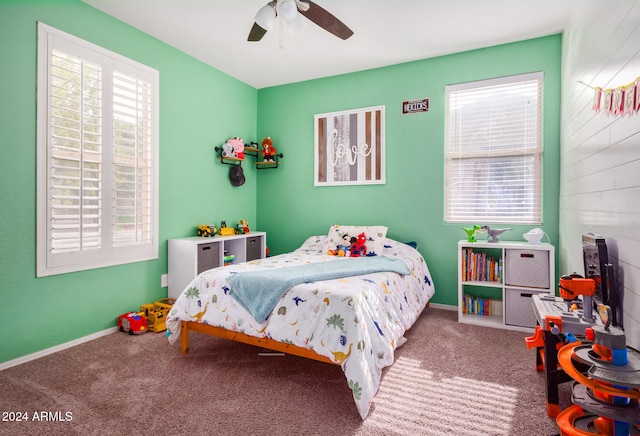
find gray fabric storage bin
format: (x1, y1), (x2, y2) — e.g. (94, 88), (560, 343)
(504, 288), (548, 327)
(504, 249), (550, 289)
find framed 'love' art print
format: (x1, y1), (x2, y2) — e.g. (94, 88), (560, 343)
(314, 105), (385, 186)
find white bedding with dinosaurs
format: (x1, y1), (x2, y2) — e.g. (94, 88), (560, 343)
(166, 236), (435, 419)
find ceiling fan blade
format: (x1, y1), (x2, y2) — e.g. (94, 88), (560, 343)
(298, 1), (353, 40)
(247, 22), (269, 41)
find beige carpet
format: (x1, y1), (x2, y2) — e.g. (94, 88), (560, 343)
(0, 308), (569, 435)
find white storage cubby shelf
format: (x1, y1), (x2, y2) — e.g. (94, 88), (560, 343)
(168, 232), (266, 300)
(458, 240), (555, 332)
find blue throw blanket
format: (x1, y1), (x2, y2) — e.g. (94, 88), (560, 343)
(227, 256), (410, 322)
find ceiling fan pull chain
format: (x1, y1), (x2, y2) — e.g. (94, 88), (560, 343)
(279, 19), (285, 49)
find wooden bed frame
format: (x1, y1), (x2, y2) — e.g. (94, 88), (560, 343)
(180, 302), (430, 364)
(180, 321), (337, 365)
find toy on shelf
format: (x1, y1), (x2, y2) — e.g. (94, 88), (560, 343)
(261, 137), (276, 161)
(197, 224), (217, 237)
(243, 141), (259, 155)
(462, 225), (483, 242)
(236, 219), (250, 234)
(117, 312), (148, 335)
(224, 253), (236, 266)
(481, 225), (512, 243)
(257, 136), (283, 169)
(219, 221), (235, 236)
(215, 137), (282, 169)
(218, 137), (244, 160)
(220, 141), (235, 158)
(229, 137), (244, 160)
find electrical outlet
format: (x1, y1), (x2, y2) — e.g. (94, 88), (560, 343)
(161, 274), (168, 288)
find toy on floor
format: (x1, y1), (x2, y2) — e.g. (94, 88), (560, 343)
(117, 312), (148, 335)
(555, 306), (640, 435)
(139, 298), (176, 333)
(526, 277), (602, 418)
(118, 298), (175, 335)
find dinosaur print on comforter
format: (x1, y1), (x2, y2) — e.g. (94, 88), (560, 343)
(166, 237), (435, 419)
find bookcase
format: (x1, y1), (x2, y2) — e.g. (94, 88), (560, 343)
(458, 240), (555, 332)
(168, 232), (266, 299)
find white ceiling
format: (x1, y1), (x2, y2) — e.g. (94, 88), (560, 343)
(82, 0), (581, 89)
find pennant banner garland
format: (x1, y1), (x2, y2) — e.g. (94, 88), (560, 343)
(590, 77), (640, 116)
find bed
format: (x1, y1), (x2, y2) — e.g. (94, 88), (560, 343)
(166, 225), (435, 419)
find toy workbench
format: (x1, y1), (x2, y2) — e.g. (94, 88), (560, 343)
(526, 294), (604, 418)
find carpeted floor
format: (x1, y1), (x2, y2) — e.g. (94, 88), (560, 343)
(0, 308), (569, 435)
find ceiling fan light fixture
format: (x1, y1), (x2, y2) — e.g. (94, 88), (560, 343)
(276, 0), (298, 21)
(255, 3), (276, 30)
(287, 11), (305, 32)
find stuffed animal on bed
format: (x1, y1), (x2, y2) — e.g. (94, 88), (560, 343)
(349, 232), (367, 257)
(328, 234), (353, 257)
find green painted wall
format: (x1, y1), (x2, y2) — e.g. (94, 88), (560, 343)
(0, 0), (561, 364)
(0, 1), (257, 363)
(256, 35), (562, 307)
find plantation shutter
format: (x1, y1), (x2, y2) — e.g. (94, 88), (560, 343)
(49, 48), (103, 254)
(112, 70), (153, 247)
(37, 23), (159, 276)
(445, 72), (543, 224)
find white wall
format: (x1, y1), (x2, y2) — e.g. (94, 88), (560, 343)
(560, 0), (640, 347)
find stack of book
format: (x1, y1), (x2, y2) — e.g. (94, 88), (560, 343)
(461, 248), (502, 282)
(462, 294), (503, 317)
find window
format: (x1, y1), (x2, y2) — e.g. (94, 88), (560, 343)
(444, 72), (543, 224)
(37, 23), (159, 277)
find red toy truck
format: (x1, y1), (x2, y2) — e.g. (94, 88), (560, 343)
(117, 312), (148, 335)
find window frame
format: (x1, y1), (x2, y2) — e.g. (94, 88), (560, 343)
(36, 23), (159, 277)
(444, 72), (543, 225)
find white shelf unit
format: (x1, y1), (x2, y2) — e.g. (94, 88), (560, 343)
(168, 232), (266, 299)
(458, 240), (555, 332)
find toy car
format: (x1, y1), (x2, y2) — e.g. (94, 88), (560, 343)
(117, 312), (148, 335)
(197, 224), (217, 237)
(139, 298), (175, 333)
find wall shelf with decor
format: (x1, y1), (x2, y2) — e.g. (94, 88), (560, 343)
(214, 139), (283, 169)
(458, 240), (555, 332)
(255, 151), (283, 169)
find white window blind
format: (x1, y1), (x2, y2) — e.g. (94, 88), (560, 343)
(445, 72), (543, 224)
(37, 23), (159, 276)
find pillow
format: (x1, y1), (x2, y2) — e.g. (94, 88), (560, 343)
(322, 225), (388, 257)
(296, 235), (327, 253)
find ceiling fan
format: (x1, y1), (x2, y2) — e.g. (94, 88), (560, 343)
(247, 0), (354, 42)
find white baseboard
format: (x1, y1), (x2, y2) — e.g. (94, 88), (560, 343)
(428, 302), (457, 311)
(0, 327), (118, 371)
